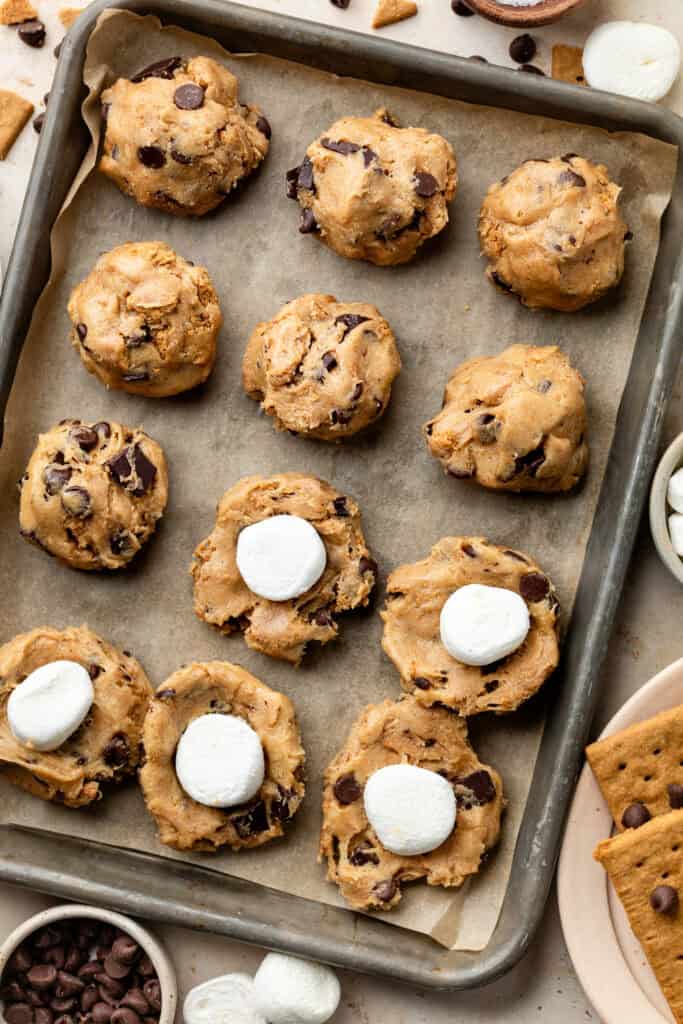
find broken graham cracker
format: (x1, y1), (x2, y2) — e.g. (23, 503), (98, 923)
(594, 810), (683, 1024)
(0, 0), (36, 23)
(586, 705), (683, 830)
(551, 44), (585, 86)
(372, 0), (417, 30)
(0, 89), (34, 160)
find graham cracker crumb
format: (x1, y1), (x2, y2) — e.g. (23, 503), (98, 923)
(0, 0), (37, 23)
(0, 88), (34, 160)
(551, 44), (585, 86)
(59, 6), (83, 28)
(372, 0), (417, 30)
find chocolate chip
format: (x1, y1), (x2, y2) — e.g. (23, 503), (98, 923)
(120, 988), (149, 1016)
(331, 408), (352, 426)
(321, 137), (361, 156)
(373, 879), (397, 903)
(335, 313), (369, 337)
(333, 496), (349, 516)
(359, 556), (377, 578)
(170, 149), (192, 165)
(519, 572), (549, 603)
(558, 169), (586, 187)
(484, 679), (499, 693)
(669, 784), (683, 809)
(650, 884), (679, 915)
(55, 971), (84, 998)
(110, 938), (139, 965)
(297, 156), (314, 191)
(232, 801), (269, 837)
(349, 840), (379, 866)
(456, 770), (496, 807)
(173, 83), (204, 110)
(18, 19), (46, 47)
(94, 421), (111, 441)
(351, 382), (363, 402)
(625, 229), (633, 241)
(255, 115), (271, 139)
(132, 445), (156, 494)
(333, 773), (361, 804)
(61, 485), (91, 518)
(107, 445), (156, 496)
(125, 324), (151, 348)
(33, 112), (45, 134)
(141, 980), (160, 1012)
(102, 734), (129, 768)
(137, 145), (165, 169)
(92, 1003), (114, 1022)
(562, 152), (577, 162)
(76, 323), (88, 341)
(104, 955), (130, 981)
(362, 146), (377, 167)
(131, 56), (183, 82)
(509, 33), (535, 63)
(330, 0), (351, 7)
(285, 166), (300, 199)
(321, 351), (338, 372)
(491, 271), (513, 292)
(110, 531), (134, 557)
(69, 425), (98, 451)
(462, 543), (476, 557)
(413, 677), (431, 690)
(111, 1009), (143, 1024)
(27, 965), (57, 990)
(81, 986), (99, 1013)
(43, 464), (72, 495)
(299, 209), (318, 234)
(519, 64), (545, 75)
(536, 378), (552, 394)
(414, 171), (438, 197)
(476, 413), (499, 445)
(515, 444), (545, 477)
(621, 801), (651, 829)
(78, 963), (102, 981)
(451, 0), (474, 13)
(4, 1006), (34, 1024)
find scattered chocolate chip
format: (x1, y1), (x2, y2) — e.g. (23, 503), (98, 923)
(69, 424), (98, 451)
(621, 801), (651, 829)
(255, 115), (271, 139)
(455, 770), (496, 807)
(509, 33), (536, 64)
(321, 351), (338, 372)
(414, 171), (438, 197)
(173, 83), (204, 110)
(451, 0), (474, 13)
(76, 322), (88, 341)
(137, 145), (165, 169)
(335, 313), (370, 337)
(333, 774), (361, 804)
(61, 485), (91, 518)
(131, 56), (183, 82)
(558, 168), (586, 187)
(519, 64), (545, 75)
(299, 209), (318, 234)
(102, 734), (129, 768)
(321, 137), (361, 156)
(333, 496), (349, 516)
(650, 884), (679, 915)
(18, 19), (46, 47)
(33, 112), (45, 134)
(669, 784), (683, 809)
(43, 464), (72, 495)
(373, 879), (397, 903)
(519, 572), (549, 603)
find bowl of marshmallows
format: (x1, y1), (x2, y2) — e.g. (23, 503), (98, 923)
(650, 432), (683, 585)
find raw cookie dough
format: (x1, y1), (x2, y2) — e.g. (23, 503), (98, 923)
(19, 418), (169, 571)
(99, 55), (270, 216)
(242, 293), (401, 440)
(190, 474), (377, 664)
(287, 109), (457, 266)
(68, 241), (222, 397)
(319, 696), (503, 911)
(140, 661), (305, 851)
(381, 536), (560, 715)
(424, 344), (588, 493)
(0, 625), (152, 807)
(479, 155), (629, 311)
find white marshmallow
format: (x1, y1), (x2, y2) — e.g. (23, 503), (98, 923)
(439, 583), (530, 667)
(175, 714), (265, 808)
(183, 973), (266, 1024)
(236, 515), (327, 602)
(363, 763), (456, 857)
(583, 21), (681, 103)
(253, 953), (340, 1024)
(668, 467), (683, 514)
(7, 660), (94, 752)
(669, 514), (683, 557)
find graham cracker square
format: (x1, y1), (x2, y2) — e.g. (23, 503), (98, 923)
(0, 89), (34, 161)
(551, 44), (585, 86)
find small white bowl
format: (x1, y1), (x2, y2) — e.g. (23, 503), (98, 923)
(0, 903), (178, 1023)
(649, 431), (683, 585)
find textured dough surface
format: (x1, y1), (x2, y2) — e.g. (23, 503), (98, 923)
(99, 55), (270, 216)
(381, 536), (560, 714)
(19, 418), (169, 571)
(68, 241), (222, 397)
(424, 344), (588, 492)
(191, 473), (376, 664)
(242, 293), (401, 440)
(0, 625), (152, 807)
(320, 697), (503, 911)
(140, 661), (305, 851)
(479, 155), (628, 311)
(288, 109), (457, 266)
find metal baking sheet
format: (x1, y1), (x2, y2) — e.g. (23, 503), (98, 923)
(1, 0), (683, 989)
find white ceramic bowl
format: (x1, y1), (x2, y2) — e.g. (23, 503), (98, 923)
(649, 431), (683, 585)
(0, 903), (178, 1023)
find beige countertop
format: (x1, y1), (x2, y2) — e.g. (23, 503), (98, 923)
(2, 0), (683, 1020)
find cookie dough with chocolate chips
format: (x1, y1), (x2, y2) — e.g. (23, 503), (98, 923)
(140, 661), (305, 851)
(190, 473), (377, 664)
(287, 109), (457, 266)
(320, 696), (503, 911)
(242, 293), (401, 440)
(0, 625), (152, 807)
(381, 537), (560, 714)
(424, 344), (588, 492)
(99, 55), (270, 216)
(68, 241), (222, 397)
(479, 155), (628, 311)
(19, 419), (168, 571)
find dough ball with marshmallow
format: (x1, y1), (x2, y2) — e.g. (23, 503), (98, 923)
(364, 763), (456, 856)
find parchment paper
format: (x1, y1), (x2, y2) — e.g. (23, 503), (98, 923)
(0, 10), (677, 951)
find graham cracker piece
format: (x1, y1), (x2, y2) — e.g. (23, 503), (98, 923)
(59, 6), (83, 27)
(551, 44), (585, 86)
(0, 89), (34, 160)
(586, 705), (683, 830)
(372, 0), (417, 30)
(0, 0), (37, 23)
(594, 810), (683, 1024)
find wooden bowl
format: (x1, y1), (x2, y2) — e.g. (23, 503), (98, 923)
(464, 0), (587, 28)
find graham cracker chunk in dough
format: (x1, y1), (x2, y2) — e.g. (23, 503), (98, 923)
(594, 810), (683, 1024)
(0, 89), (34, 160)
(372, 0), (417, 29)
(586, 705), (683, 830)
(0, 0), (36, 21)
(59, 6), (83, 27)
(551, 44), (585, 85)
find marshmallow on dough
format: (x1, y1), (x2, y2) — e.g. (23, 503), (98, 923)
(363, 763), (456, 856)
(668, 467), (683, 514)
(175, 713), (265, 808)
(7, 660), (94, 752)
(253, 953), (340, 1024)
(236, 514), (327, 602)
(184, 973), (266, 1024)
(583, 21), (681, 103)
(440, 583), (530, 667)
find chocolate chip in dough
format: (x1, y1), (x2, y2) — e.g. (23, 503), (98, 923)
(18, 19), (46, 47)
(131, 56), (183, 82)
(335, 313), (370, 337)
(61, 485), (92, 518)
(669, 783), (683, 809)
(69, 425), (99, 451)
(297, 156), (314, 191)
(333, 773), (361, 804)
(321, 138), (361, 156)
(299, 209), (318, 234)
(173, 83), (204, 110)
(256, 115), (271, 139)
(102, 734), (129, 767)
(519, 572), (550, 603)
(621, 801), (651, 829)
(414, 171), (438, 197)
(43, 464), (72, 495)
(455, 770), (496, 807)
(137, 145), (166, 169)
(650, 885), (679, 915)
(333, 496), (349, 516)
(514, 444), (545, 477)
(373, 878), (397, 903)
(509, 33), (536, 64)
(558, 168), (587, 187)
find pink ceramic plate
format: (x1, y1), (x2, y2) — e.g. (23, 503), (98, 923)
(558, 658), (683, 1024)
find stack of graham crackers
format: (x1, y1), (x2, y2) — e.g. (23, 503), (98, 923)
(587, 706), (683, 1024)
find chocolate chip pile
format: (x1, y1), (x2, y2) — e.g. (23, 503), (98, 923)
(0, 918), (162, 1024)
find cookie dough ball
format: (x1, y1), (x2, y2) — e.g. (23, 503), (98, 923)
(320, 696), (503, 911)
(243, 293), (401, 440)
(68, 242), (222, 398)
(140, 661), (305, 851)
(287, 109), (457, 266)
(479, 155), (629, 311)
(424, 344), (588, 493)
(99, 55), (270, 216)
(19, 418), (169, 571)
(190, 473), (377, 664)
(381, 536), (560, 715)
(0, 626), (152, 807)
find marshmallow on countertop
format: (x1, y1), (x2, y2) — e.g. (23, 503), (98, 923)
(668, 467), (683, 514)
(439, 583), (530, 667)
(7, 660), (94, 752)
(582, 21), (681, 103)
(236, 514), (327, 602)
(175, 713), (265, 808)
(183, 972), (266, 1024)
(669, 514), (683, 556)
(253, 953), (341, 1024)
(363, 763), (456, 857)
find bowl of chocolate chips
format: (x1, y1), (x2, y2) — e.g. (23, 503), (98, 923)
(0, 904), (177, 1024)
